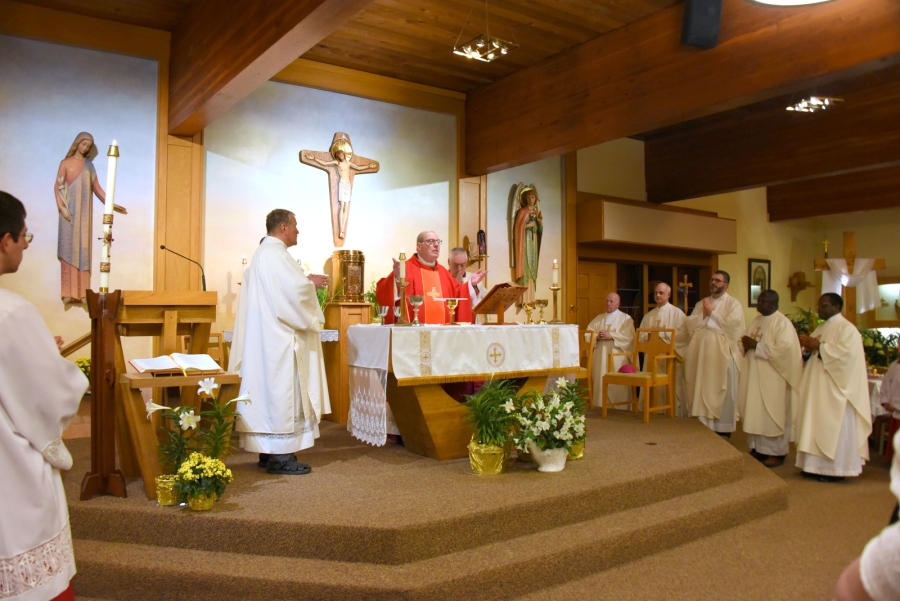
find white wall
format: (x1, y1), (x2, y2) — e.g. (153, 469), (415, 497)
(204, 82), (457, 331)
(0, 35), (158, 359)
(486, 157), (563, 322)
(576, 138), (646, 201)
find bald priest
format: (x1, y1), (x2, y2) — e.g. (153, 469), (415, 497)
(376, 230), (485, 325)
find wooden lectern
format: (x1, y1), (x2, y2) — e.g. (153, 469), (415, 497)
(472, 282), (526, 324)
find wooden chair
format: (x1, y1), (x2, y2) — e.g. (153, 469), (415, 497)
(602, 327), (676, 423)
(578, 329), (597, 403)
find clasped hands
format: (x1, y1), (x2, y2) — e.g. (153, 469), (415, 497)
(740, 335), (757, 352)
(308, 274), (328, 289)
(798, 334), (820, 352)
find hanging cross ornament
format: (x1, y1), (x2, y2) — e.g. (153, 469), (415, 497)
(678, 274), (693, 313)
(300, 132), (379, 247)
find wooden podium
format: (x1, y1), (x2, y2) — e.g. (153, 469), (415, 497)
(81, 290), (232, 500)
(323, 302), (371, 424)
(473, 282), (526, 324)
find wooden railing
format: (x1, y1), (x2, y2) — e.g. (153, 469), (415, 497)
(60, 332), (91, 357)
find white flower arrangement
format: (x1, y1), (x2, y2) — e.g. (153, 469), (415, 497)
(512, 379), (587, 453)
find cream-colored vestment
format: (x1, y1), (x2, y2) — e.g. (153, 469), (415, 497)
(639, 303), (687, 415)
(683, 293), (745, 432)
(738, 311), (802, 456)
(0, 288), (87, 601)
(794, 313), (871, 477)
(229, 236), (331, 454)
(588, 309), (635, 407)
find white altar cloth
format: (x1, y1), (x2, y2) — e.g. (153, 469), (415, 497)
(346, 324), (580, 446)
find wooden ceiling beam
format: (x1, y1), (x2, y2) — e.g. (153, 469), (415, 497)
(168, 0), (375, 136)
(767, 165), (900, 222)
(644, 67), (900, 203)
(465, 0), (900, 175)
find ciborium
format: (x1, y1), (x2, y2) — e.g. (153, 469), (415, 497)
(523, 302), (535, 325)
(534, 299), (549, 324)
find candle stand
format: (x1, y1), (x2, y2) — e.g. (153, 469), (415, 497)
(549, 285), (563, 324)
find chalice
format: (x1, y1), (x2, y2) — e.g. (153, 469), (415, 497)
(409, 295), (424, 326)
(393, 306), (402, 323)
(523, 302), (535, 325)
(534, 299), (549, 324)
(377, 305), (389, 325)
(445, 298), (459, 325)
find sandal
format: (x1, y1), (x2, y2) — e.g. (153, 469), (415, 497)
(266, 458), (312, 475)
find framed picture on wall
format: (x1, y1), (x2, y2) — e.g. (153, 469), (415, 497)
(748, 259), (771, 307)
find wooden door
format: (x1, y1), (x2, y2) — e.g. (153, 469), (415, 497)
(576, 261), (617, 330)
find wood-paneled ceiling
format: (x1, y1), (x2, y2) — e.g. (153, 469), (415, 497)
(15, 0), (679, 92)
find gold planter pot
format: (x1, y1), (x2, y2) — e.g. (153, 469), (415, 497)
(468, 439), (511, 475)
(155, 475), (179, 506)
(568, 439), (585, 461)
(187, 492), (217, 511)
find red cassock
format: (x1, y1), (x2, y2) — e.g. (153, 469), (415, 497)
(376, 254), (473, 325)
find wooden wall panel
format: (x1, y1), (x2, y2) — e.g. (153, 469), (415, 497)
(168, 0), (375, 136)
(767, 165), (900, 222)
(465, 0), (900, 176)
(644, 66), (900, 203)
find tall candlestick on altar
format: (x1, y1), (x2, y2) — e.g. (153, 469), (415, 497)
(399, 249), (406, 279)
(552, 259), (559, 285)
(99, 140), (119, 292)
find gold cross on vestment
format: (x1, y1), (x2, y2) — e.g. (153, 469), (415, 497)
(426, 287), (441, 299)
(750, 327), (762, 341)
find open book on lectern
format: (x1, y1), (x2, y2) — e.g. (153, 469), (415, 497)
(472, 282), (527, 325)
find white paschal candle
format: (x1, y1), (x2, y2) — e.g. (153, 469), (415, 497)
(99, 140), (118, 291)
(399, 249), (406, 279)
(552, 259), (559, 285)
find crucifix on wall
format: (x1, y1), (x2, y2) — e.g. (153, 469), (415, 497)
(677, 274), (693, 313)
(300, 132), (379, 247)
(814, 231), (885, 316)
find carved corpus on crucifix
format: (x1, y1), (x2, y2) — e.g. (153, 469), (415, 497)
(300, 132), (379, 247)
(814, 231), (885, 316)
(677, 274), (693, 313)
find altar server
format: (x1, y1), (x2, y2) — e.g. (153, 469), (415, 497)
(229, 209), (330, 475)
(738, 290), (803, 467)
(683, 270), (745, 434)
(0, 191), (86, 601)
(638, 282), (687, 415)
(588, 293), (635, 407)
(795, 293), (872, 481)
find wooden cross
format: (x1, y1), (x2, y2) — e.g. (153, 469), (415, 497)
(814, 231), (885, 316)
(677, 274), (693, 313)
(300, 132), (379, 247)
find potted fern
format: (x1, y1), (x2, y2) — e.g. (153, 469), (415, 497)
(463, 379), (518, 475)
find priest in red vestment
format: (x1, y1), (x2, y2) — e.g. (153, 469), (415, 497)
(376, 230), (485, 325)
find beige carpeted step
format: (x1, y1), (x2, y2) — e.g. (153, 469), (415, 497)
(72, 456), (785, 601)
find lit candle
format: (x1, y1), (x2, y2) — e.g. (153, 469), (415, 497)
(399, 249), (406, 279)
(99, 140), (119, 292)
(552, 259), (559, 285)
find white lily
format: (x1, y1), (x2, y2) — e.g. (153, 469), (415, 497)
(501, 399), (516, 413)
(179, 410), (201, 430)
(224, 392), (251, 406)
(556, 377), (568, 390)
(197, 378), (219, 398)
(144, 399), (168, 420)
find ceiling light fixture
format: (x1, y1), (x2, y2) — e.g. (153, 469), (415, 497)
(786, 96), (843, 113)
(452, 1), (517, 63)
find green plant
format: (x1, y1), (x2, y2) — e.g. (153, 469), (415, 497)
(463, 379), (518, 446)
(174, 452), (233, 500)
(513, 378), (587, 452)
(860, 329), (899, 369)
(317, 285), (342, 312)
(789, 307), (823, 336)
(363, 280), (380, 319)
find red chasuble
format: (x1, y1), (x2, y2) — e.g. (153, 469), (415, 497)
(376, 254), (473, 325)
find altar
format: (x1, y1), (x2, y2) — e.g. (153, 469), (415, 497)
(346, 324), (581, 460)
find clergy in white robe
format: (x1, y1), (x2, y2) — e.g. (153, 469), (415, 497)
(683, 271), (745, 433)
(229, 209), (331, 474)
(588, 293), (635, 407)
(795, 293), (872, 480)
(448, 247), (487, 321)
(638, 283), (687, 415)
(0, 191), (86, 601)
(737, 290), (802, 466)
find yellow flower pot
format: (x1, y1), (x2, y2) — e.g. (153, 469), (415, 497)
(155, 475), (179, 506)
(468, 438), (510, 475)
(187, 492), (217, 511)
(568, 440), (585, 461)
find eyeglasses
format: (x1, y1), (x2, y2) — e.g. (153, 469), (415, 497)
(709, 278), (726, 284)
(24, 232), (33, 244)
(420, 239), (442, 246)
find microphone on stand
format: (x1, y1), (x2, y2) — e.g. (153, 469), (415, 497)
(160, 245), (206, 291)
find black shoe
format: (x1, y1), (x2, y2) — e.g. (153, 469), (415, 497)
(266, 454), (311, 475)
(716, 432), (732, 439)
(257, 453), (271, 468)
(801, 471), (844, 483)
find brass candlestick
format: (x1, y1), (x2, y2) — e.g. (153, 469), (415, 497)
(549, 285), (562, 323)
(396, 278), (411, 326)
